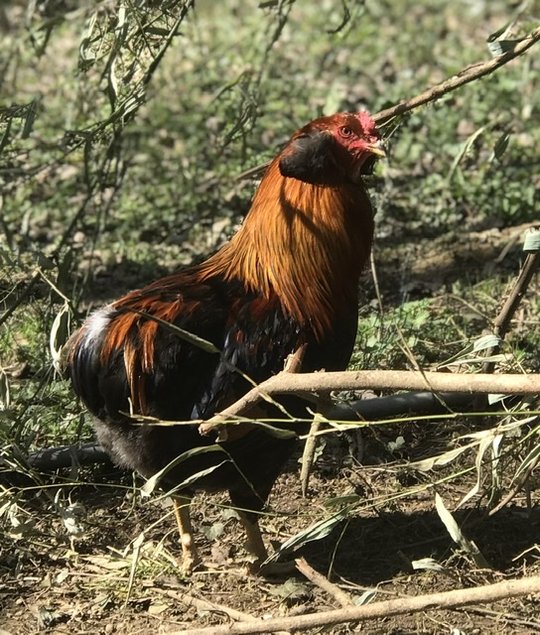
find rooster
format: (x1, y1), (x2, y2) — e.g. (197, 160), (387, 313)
(66, 111), (384, 574)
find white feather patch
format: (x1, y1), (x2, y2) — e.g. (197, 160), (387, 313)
(82, 307), (113, 346)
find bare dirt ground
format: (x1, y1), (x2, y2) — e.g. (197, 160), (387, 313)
(1, 226), (539, 634)
(1, 466), (539, 634)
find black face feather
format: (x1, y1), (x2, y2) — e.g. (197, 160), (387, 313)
(360, 155), (377, 175)
(278, 131), (341, 185)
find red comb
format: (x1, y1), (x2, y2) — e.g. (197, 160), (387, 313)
(355, 111), (377, 135)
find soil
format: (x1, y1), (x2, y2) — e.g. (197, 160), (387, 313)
(1, 427), (539, 634)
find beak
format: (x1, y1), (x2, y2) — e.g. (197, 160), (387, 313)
(366, 140), (386, 157)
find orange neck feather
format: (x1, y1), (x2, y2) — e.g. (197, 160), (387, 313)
(198, 158), (374, 338)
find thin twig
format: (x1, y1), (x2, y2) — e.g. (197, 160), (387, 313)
(482, 246), (540, 374)
(283, 343), (307, 373)
(155, 588), (290, 635)
(300, 412), (323, 497)
(459, 605), (540, 630)
(374, 25), (540, 124)
(171, 575), (540, 634)
(285, 345), (323, 496)
(488, 451), (540, 517)
(370, 249), (384, 316)
(18, 391), (473, 472)
(198, 370), (540, 436)
(295, 557), (353, 608)
(238, 25), (540, 180)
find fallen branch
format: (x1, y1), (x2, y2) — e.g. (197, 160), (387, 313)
(17, 391), (474, 472)
(325, 390), (474, 421)
(238, 25), (540, 179)
(155, 588), (290, 635)
(199, 370), (540, 436)
(172, 575), (540, 635)
(26, 443), (111, 471)
(295, 557), (353, 608)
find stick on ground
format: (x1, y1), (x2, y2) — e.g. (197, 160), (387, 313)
(155, 588), (290, 635)
(295, 557), (353, 607)
(482, 243), (540, 374)
(172, 575), (540, 635)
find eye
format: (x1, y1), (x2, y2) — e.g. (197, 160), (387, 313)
(339, 126), (353, 138)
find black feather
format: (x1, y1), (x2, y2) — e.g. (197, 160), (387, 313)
(278, 131), (341, 185)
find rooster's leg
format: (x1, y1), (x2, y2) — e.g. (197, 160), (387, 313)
(172, 495), (199, 575)
(238, 512), (296, 576)
(238, 511), (269, 564)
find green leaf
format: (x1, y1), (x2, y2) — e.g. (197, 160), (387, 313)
(162, 461), (229, 497)
(267, 578), (311, 601)
(447, 125), (489, 183)
(0, 370), (10, 411)
(141, 444), (225, 496)
(202, 521), (225, 541)
(489, 132), (510, 163)
(435, 493), (491, 568)
(255, 421), (297, 439)
(265, 509), (348, 562)
(473, 334), (501, 352)
(21, 98), (40, 138)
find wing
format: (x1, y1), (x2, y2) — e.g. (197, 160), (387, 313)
(67, 273), (308, 425)
(67, 274), (229, 422)
(193, 294), (305, 420)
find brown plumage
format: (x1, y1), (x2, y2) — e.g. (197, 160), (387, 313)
(66, 111), (384, 573)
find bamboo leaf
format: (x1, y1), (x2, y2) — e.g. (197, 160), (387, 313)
(448, 125), (489, 183)
(523, 229), (540, 253)
(413, 444), (471, 471)
(435, 493), (491, 568)
(457, 433), (501, 509)
(473, 334), (501, 352)
(353, 590), (377, 606)
(79, 11), (98, 63)
(0, 370), (10, 411)
(265, 509), (348, 562)
(512, 438), (540, 483)
(141, 445), (225, 496)
(412, 557), (446, 572)
(50, 303), (71, 373)
(489, 132), (510, 162)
